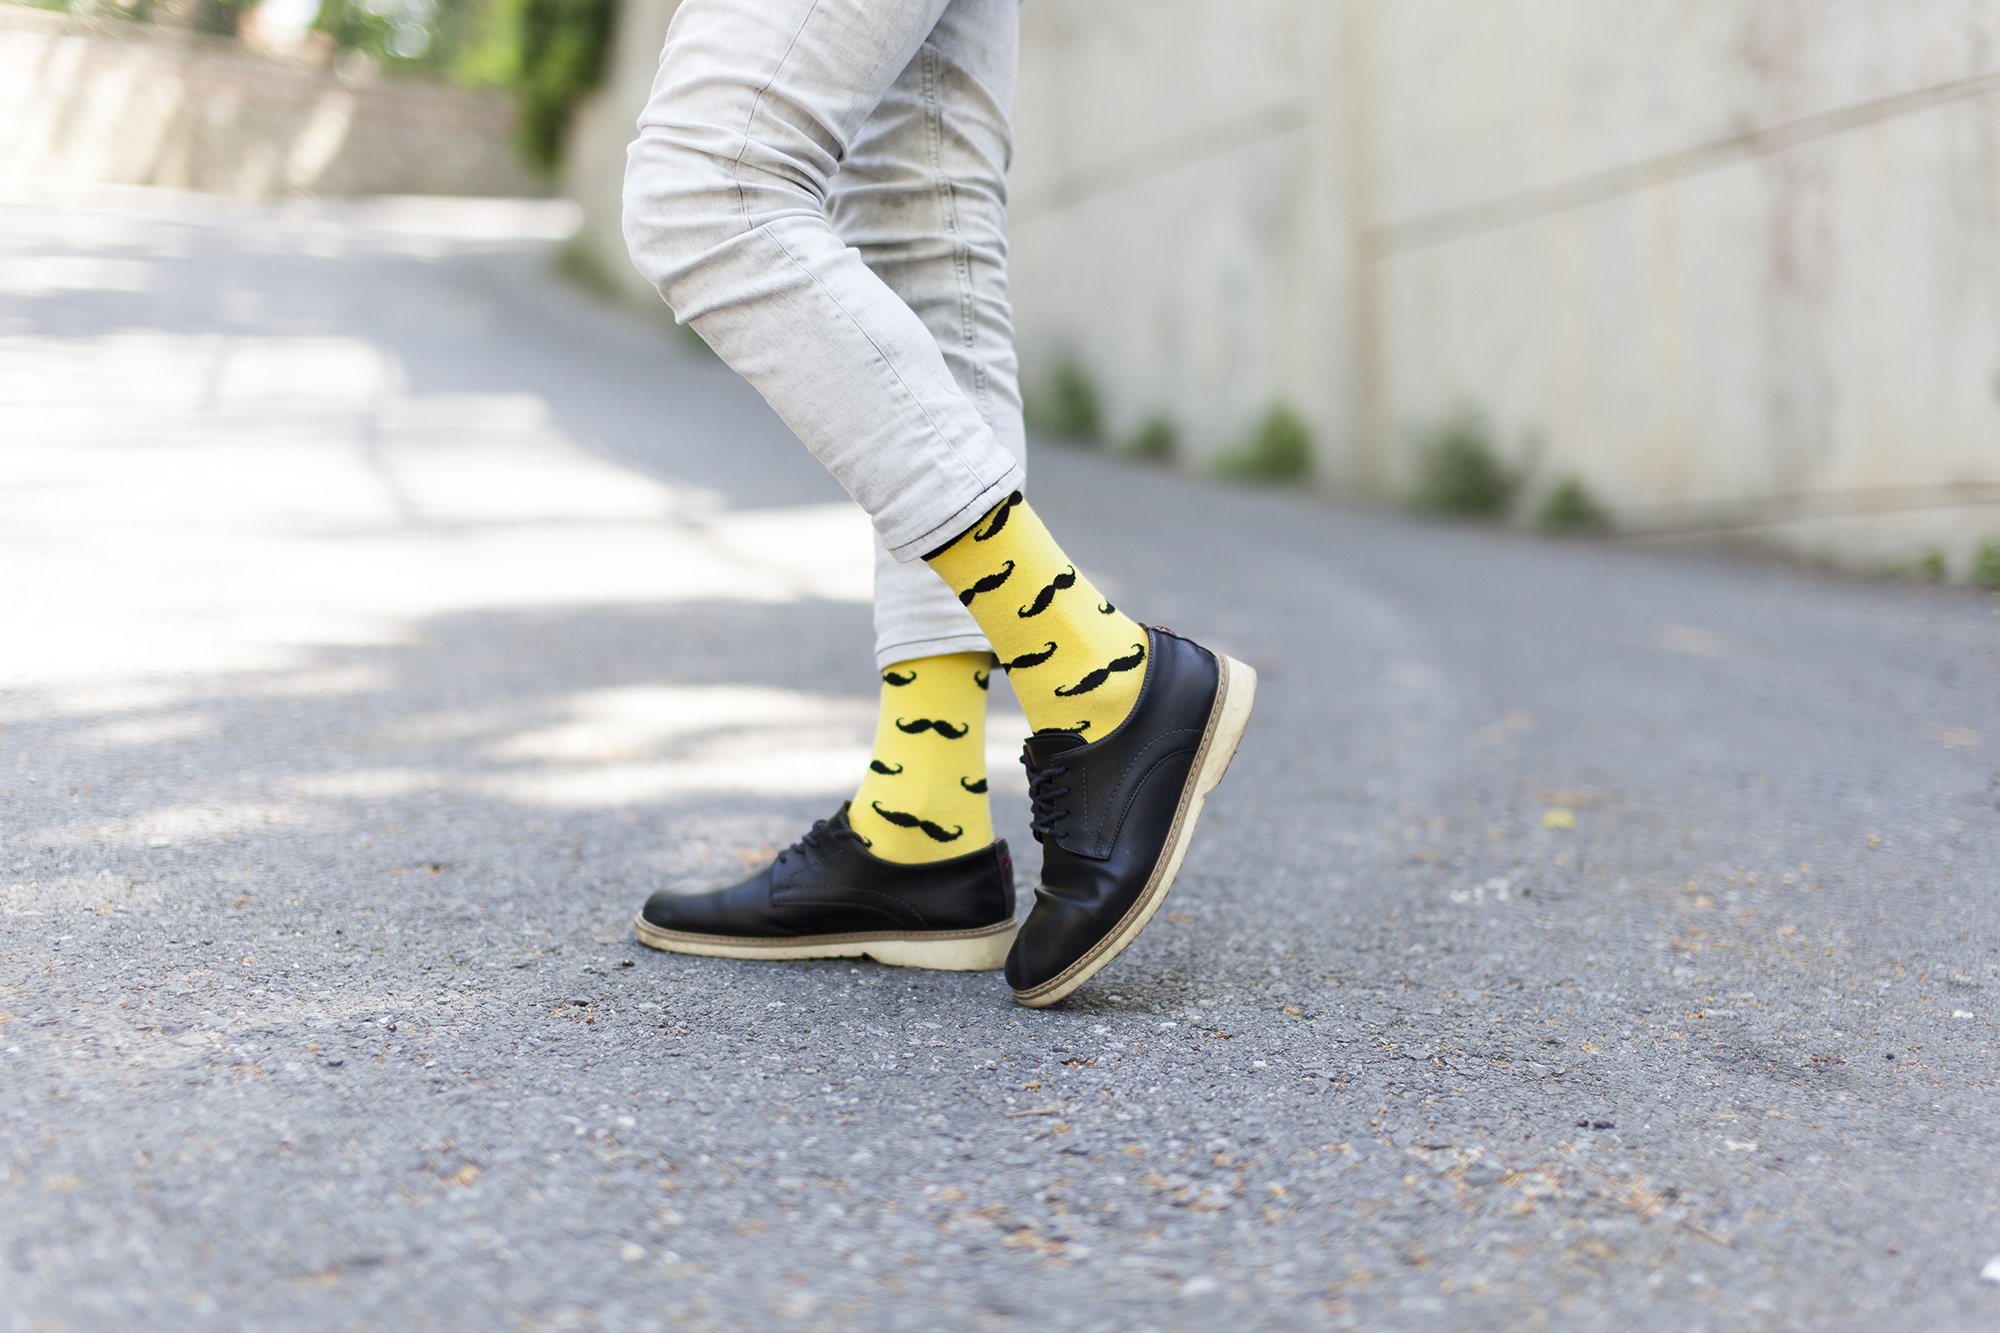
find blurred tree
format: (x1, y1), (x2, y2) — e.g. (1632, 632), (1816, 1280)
(313, 0), (488, 74)
(462, 0), (617, 171)
(47, 0), (615, 172)
(192, 0), (249, 35)
(310, 0), (616, 171)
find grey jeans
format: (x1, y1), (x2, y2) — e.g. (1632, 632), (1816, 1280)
(622, 0), (1028, 668)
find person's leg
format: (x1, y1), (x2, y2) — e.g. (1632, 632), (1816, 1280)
(822, 0), (1022, 856)
(622, 0), (1023, 562)
(830, 0), (1026, 677)
(847, 652), (993, 860)
(632, 0), (1022, 967)
(626, 0), (1257, 999)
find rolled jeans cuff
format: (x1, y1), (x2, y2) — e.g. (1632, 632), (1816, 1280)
(884, 454), (1024, 562)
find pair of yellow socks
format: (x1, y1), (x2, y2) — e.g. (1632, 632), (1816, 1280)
(848, 493), (1151, 863)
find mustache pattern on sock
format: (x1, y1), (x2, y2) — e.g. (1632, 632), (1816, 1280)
(1000, 641), (1058, 672)
(1098, 601), (1116, 615)
(959, 776), (987, 794)
(852, 652), (993, 862)
(895, 717), (970, 739)
(1054, 642), (1147, 698)
(868, 802), (964, 843)
(973, 669), (990, 691)
(1017, 565), (1077, 619)
(973, 490), (1024, 541)
(1034, 721), (1091, 736)
(957, 560), (1015, 607)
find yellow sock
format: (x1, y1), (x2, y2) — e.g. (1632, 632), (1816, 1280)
(925, 492), (1147, 738)
(848, 652), (996, 863)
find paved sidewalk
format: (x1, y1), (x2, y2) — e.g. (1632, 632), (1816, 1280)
(3, 188), (1998, 1329)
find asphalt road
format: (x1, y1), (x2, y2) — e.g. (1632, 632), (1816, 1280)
(3, 188), (1998, 1330)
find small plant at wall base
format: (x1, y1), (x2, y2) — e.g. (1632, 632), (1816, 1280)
(1213, 403), (1314, 484)
(1208, 404), (1320, 488)
(1973, 540), (2000, 591)
(555, 233), (618, 299)
(1536, 476), (1612, 536)
(677, 320), (720, 360)
(1024, 354), (1103, 444)
(1125, 414), (1178, 464)
(1879, 548), (1948, 582)
(1409, 409), (1517, 518)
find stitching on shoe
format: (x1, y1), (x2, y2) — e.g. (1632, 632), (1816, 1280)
(774, 888), (929, 927)
(1017, 658), (1233, 1000)
(1062, 728), (1202, 857)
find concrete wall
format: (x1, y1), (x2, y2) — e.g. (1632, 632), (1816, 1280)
(573, 0), (2000, 572)
(1, 10), (542, 198)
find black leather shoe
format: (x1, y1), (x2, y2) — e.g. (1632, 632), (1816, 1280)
(1005, 626), (1256, 1006)
(634, 804), (1017, 971)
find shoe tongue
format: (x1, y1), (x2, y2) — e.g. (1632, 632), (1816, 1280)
(826, 801), (854, 831)
(1024, 729), (1089, 767)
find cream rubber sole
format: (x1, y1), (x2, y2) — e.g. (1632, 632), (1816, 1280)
(633, 915), (1017, 971)
(1011, 653), (1258, 1008)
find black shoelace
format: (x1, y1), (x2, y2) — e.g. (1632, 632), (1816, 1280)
(777, 817), (869, 865)
(1024, 755), (1072, 842)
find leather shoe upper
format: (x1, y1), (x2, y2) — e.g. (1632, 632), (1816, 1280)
(1005, 626), (1219, 991)
(641, 804), (1014, 938)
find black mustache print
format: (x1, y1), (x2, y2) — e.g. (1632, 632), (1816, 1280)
(1098, 601), (1116, 615)
(973, 490), (1024, 541)
(868, 759), (903, 775)
(960, 776), (988, 794)
(973, 669), (990, 691)
(869, 802), (964, 843)
(1033, 721), (1091, 736)
(1017, 565), (1077, 618)
(1000, 641), (1058, 672)
(881, 669), (917, 686)
(957, 560), (1015, 606)
(1054, 642), (1147, 697)
(895, 717), (970, 739)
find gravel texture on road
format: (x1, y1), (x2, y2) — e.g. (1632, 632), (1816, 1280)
(3, 190), (1998, 1330)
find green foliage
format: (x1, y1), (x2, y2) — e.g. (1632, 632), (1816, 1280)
(676, 319), (719, 360)
(1535, 476), (1611, 535)
(554, 233), (618, 297)
(506, 0), (617, 170)
(1879, 548), (1949, 582)
(313, 0), (485, 75)
(1409, 409), (1517, 518)
(1025, 354), (1102, 444)
(308, 0), (615, 171)
(191, 0), (250, 36)
(1971, 540), (2000, 591)
(1125, 413), (1178, 464)
(1213, 403), (1314, 484)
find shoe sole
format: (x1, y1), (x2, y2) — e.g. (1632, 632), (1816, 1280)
(1011, 652), (1258, 1008)
(632, 915), (1017, 971)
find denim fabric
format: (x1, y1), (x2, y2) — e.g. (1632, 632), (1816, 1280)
(622, 0), (1027, 668)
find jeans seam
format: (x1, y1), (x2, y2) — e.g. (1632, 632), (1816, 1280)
(730, 0), (825, 225)
(920, 41), (992, 425)
(758, 221), (990, 508)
